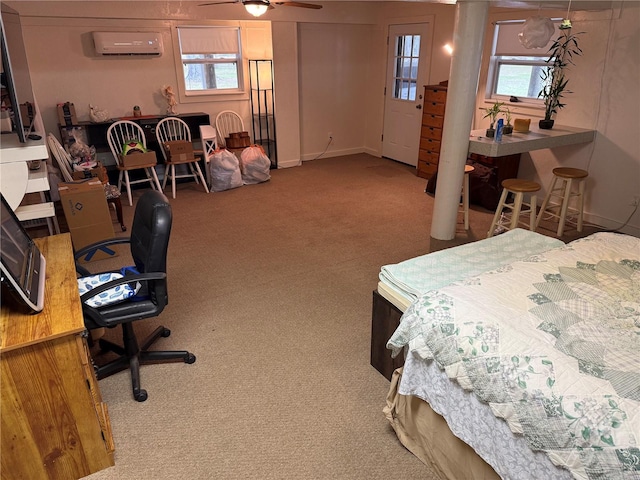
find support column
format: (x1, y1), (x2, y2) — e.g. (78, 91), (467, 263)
(430, 0), (489, 240)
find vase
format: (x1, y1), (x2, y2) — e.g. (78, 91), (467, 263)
(503, 125), (513, 135)
(539, 119), (554, 129)
(485, 128), (495, 138)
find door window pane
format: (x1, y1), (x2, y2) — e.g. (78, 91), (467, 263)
(392, 34), (421, 101)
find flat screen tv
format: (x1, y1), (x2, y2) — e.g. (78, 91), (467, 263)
(0, 3), (37, 143)
(0, 193), (46, 314)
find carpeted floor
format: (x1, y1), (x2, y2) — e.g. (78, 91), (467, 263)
(42, 153), (596, 480)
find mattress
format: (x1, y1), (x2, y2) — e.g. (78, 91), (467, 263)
(388, 232), (640, 480)
(378, 228), (564, 312)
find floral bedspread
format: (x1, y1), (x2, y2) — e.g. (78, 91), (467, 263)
(387, 233), (640, 480)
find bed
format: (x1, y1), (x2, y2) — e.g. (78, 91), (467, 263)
(379, 232), (640, 480)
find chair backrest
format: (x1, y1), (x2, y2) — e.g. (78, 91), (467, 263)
(155, 117), (192, 162)
(199, 125), (217, 159)
(130, 190), (173, 307)
(107, 120), (147, 167)
(47, 133), (74, 182)
(215, 111), (244, 147)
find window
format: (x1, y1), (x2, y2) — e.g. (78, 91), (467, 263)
(392, 35), (421, 101)
(177, 26), (243, 95)
(487, 21), (560, 103)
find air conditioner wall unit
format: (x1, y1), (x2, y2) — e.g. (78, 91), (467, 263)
(92, 32), (163, 57)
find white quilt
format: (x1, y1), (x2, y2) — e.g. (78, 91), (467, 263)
(379, 228), (563, 303)
(388, 233), (640, 480)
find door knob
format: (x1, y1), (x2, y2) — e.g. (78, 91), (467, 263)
(416, 104), (422, 110)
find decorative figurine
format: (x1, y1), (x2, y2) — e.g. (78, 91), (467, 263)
(89, 104), (110, 123)
(162, 85), (178, 115)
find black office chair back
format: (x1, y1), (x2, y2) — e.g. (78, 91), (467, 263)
(130, 191), (172, 309)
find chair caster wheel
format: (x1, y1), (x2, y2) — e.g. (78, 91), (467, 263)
(134, 389), (148, 402)
(185, 353), (196, 364)
(161, 328), (171, 337)
(121, 225), (127, 232)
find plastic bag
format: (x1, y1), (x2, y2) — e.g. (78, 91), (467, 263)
(240, 145), (271, 185)
(209, 148), (243, 192)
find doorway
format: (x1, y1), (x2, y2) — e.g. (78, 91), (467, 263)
(382, 23), (431, 166)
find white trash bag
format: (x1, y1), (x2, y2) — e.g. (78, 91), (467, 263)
(240, 145), (271, 185)
(209, 148), (243, 192)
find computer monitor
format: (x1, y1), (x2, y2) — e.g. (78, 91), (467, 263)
(0, 193), (46, 314)
(1, 3), (38, 143)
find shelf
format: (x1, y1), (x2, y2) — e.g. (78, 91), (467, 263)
(0, 132), (48, 164)
(468, 125), (595, 157)
(249, 59), (277, 168)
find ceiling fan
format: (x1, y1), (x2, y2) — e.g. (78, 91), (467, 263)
(199, 0), (322, 17)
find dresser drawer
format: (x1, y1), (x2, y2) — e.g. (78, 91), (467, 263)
(416, 160), (438, 179)
(421, 125), (442, 141)
(418, 149), (440, 164)
(424, 87), (447, 103)
(423, 101), (446, 116)
(419, 137), (441, 153)
(422, 114), (444, 129)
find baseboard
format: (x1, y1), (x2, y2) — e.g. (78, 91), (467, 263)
(277, 158), (302, 169)
(583, 212), (640, 236)
(301, 146), (365, 162)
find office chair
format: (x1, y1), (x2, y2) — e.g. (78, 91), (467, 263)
(47, 133), (126, 232)
(75, 190), (196, 402)
(155, 116), (209, 198)
(107, 120), (162, 206)
(215, 110), (244, 148)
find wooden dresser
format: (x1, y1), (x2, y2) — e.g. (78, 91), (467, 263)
(1, 234), (115, 479)
(417, 84), (447, 179)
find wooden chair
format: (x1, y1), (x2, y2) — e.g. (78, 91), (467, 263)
(536, 167), (588, 237)
(199, 124), (217, 187)
(215, 111), (244, 147)
(487, 178), (541, 237)
(47, 133), (126, 231)
(155, 117), (209, 198)
(106, 120), (161, 206)
(459, 164), (475, 230)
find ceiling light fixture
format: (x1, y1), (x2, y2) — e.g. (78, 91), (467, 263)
(244, 0), (269, 17)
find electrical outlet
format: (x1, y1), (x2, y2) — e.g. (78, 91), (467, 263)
(632, 195), (640, 207)
(328, 132), (333, 140)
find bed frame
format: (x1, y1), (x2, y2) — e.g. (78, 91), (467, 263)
(370, 290), (404, 380)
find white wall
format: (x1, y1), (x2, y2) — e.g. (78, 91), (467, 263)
(476, 4), (640, 234)
(7, 1), (638, 234)
(18, 15), (271, 156)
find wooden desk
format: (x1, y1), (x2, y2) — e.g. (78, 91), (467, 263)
(1, 233), (115, 479)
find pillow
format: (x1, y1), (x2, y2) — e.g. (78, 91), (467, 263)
(78, 272), (137, 307)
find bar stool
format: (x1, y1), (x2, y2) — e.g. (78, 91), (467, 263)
(487, 178), (541, 237)
(536, 167), (588, 237)
(459, 165), (474, 230)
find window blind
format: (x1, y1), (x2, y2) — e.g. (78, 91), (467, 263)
(178, 27), (239, 54)
(493, 21), (560, 57)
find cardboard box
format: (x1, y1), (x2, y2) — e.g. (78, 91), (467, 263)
(163, 140), (195, 163)
(118, 151), (157, 168)
(71, 161), (108, 183)
(56, 102), (78, 126)
(58, 179), (116, 262)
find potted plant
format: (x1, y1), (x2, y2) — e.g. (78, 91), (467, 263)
(538, 27), (582, 129)
(503, 107), (513, 135)
(483, 101), (504, 138)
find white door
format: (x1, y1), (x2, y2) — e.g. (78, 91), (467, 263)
(382, 23), (431, 166)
